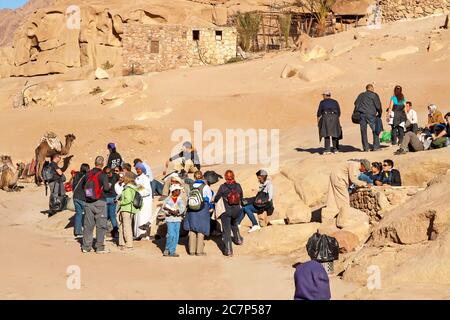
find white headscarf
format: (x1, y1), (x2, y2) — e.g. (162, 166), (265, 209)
(428, 104), (437, 115)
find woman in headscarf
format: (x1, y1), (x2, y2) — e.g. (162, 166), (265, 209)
(427, 104), (445, 132)
(134, 162), (153, 240)
(294, 260), (331, 300)
(213, 170), (244, 257)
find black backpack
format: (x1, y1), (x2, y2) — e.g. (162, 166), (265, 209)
(132, 189), (144, 210)
(253, 185), (270, 209)
(306, 232), (339, 263)
(42, 161), (55, 183)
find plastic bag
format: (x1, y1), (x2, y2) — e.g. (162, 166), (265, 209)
(306, 232), (339, 263)
(380, 131), (392, 143)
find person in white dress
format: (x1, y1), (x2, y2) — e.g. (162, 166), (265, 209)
(134, 163), (153, 240)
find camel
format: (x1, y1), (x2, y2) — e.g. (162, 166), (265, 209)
(0, 162), (26, 192)
(35, 134), (76, 185)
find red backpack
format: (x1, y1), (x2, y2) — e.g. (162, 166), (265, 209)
(84, 170), (103, 201)
(225, 184), (241, 205)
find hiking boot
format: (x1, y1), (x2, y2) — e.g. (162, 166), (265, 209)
(224, 241), (233, 257)
(196, 252), (207, 256)
(96, 249), (111, 254)
(169, 253), (180, 257)
(74, 234), (83, 239)
(163, 250), (169, 256)
(394, 149), (408, 155)
(111, 227), (119, 238)
(82, 248), (91, 253)
(248, 225), (261, 233)
(332, 149), (339, 154)
(322, 151), (332, 155)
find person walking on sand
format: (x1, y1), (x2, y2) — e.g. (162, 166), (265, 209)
(386, 85), (407, 146)
(326, 159), (370, 214)
(184, 171), (213, 256)
(134, 163), (153, 241)
(213, 170), (244, 257)
(106, 143), (123, 169)
(354, 84), (383, 152)
(317, 90), (342, 155)
(82, 156), (111, 254)
(162, 184), (186, 257)
(117, 172), (139, 251)
(72, 163), (90, 238)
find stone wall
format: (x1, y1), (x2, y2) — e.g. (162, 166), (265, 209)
(350, 186), (421, 223)
(380, 0), (450, 22)
(122, 23), (236, 74)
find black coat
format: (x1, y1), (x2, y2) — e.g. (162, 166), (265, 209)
(317, 99), (342, 140)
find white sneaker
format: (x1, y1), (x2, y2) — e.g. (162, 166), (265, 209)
(248, 225), (261, 233)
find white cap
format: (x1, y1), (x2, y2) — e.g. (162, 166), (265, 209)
(170, 184), (183, 192)
(323, 89), (331, 96)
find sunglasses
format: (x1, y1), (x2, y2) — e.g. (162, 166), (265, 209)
(382, 164), (389, 167)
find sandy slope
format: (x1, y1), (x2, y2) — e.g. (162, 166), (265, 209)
(0, 15), (450, 299)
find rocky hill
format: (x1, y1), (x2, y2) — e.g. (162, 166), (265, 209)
(0, 0), (55, 47)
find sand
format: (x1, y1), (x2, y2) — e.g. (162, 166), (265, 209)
(1, 13), (450, 299)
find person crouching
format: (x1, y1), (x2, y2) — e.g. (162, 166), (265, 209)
(162, 184), (186, 257)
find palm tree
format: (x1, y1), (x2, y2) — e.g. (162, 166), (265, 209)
(295, 0), (335, 36)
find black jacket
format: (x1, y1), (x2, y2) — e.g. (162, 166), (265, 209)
(107, 152), (123, 169)
(317, 98), (342, 140)
(84, 168), (111, 202)
(381, 169), (402, 187)
(104, 173), (119, 198)
(72, 172), (87, 201)
(354, 91), (382, 117)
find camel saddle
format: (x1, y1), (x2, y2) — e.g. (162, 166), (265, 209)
(40, 131), (62, 152)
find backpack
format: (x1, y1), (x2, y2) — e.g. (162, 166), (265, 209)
(42, 161), (55, 183)
(132, 189), (144, 210)
(254, 185), (270, 209)
(84, 170), (103, 201)
(306, 232), (339, 263)
(225, 184), (241, 205)
(188, 184), (205, 211)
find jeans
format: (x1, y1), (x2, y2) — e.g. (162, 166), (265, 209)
(324, 137), (339, 152)
(238, 204), (259, 226)
(358, 173), (373, 185)
(165, 222), (181, 254)
(73, 198), (85, 236)
(106, 197), (118, 229)
(360, 114), (380, 151)
(151, 180), (164, 196)
(221, 209), (241, 246)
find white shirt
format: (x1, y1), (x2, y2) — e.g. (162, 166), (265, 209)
(260, 179), (274, 201)
(407, 109), (418, 124)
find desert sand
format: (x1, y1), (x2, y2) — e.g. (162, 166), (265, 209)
(1, 1), (450, 299)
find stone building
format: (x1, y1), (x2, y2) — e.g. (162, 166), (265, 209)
(122, 23), (237, 74)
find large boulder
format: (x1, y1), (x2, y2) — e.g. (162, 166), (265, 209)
(285, 201), (311, 224)
(95, 67), (110, 80)
(376, 46), (419, 61)
(330, 230), (360, 253)
(298, 62), (342, 82)
(300, 45), (327, 62)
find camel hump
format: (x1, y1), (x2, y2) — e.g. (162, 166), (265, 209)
(39, 132), (62, 152)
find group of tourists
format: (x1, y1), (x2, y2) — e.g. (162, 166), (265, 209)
(317, 84), (450, 154)
(44, 141), (275, 257)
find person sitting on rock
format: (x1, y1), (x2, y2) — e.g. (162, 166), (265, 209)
(238, 169), (274, 233)
(394, 124), (448, 155)
(293, 260), (331, 300)
(357, 162), (383, 186)
(405, 101), (419, 134)
(427, 104), (445, 132)
(163, 141), (201, 175)
(380, 159), (402, 187)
